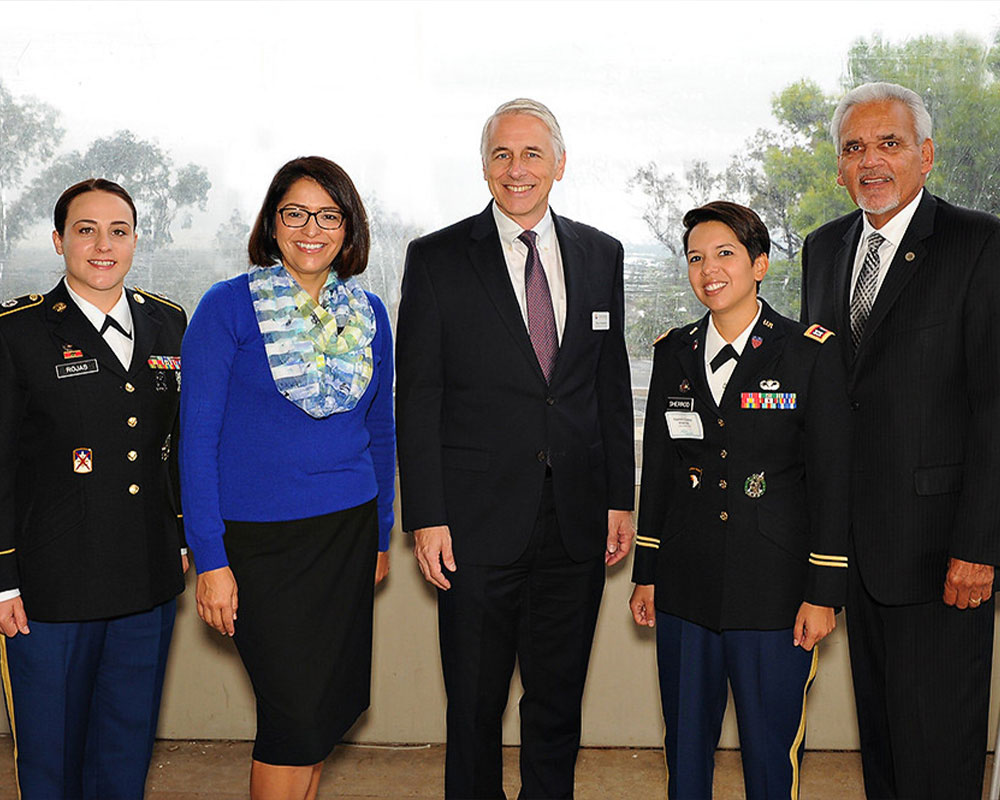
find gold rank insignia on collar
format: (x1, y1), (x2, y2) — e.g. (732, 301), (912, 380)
(53, 302), (67, 312)
(762, 318), (774, 329)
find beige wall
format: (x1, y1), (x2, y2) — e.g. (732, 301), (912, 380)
(4, 486), (1000, 751)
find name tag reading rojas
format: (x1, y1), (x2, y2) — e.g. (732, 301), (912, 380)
(55, 359), (99, 379)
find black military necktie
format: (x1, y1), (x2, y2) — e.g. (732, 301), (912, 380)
(710, 344), (739, 373)
(100, 314), (132, 340)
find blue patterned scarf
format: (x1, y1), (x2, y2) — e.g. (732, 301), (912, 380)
(248, 264), (375, 417)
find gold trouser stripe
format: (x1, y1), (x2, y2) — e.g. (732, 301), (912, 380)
(0, 635), (21, 800)
(789, 646), (819, 800)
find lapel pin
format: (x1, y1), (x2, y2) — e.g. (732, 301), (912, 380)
(52, 302), (67, 312)
(904, 251), (915, 262)
(751, 335), (763, 349)
(692, 339), (699, 351)
(133, 292), (145, 304)
(73, 448), (93, 474)
(762, 319), (774, 329)
(680, 379), (691, 393)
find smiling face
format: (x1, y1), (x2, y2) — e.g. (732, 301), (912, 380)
(52, 190), (137, 312)
(686, 220), (768, 326)
(483, 113), (566, 229)
(274, 177), (346, 295)
(836, 99), (934, 229)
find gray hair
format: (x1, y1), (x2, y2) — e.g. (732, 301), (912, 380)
(480, 98), (566, 165)
(830, 82), (933, 149)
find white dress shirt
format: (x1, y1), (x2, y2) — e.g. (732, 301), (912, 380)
(492, 203), (568, 344)
(849, 189), (924, 302)
(703, 301), (763, 406)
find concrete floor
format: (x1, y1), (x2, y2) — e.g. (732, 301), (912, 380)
(0, 737), (994, 799)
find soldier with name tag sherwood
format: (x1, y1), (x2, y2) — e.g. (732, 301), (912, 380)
(628, 201), (851, 800)
(0, 179), (187, 800)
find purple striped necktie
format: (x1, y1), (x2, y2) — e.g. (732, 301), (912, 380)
(518, 229), (558, 382)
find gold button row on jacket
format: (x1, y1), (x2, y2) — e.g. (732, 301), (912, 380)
(717, 418), (725, 427)
(124, 382), (135, 393)
(720, 449), (728, 459)
(719, 511), (729, 521)
(719, 479), (727, 489)
(127, 451), (138, 462)
(128, 484), (140, 495)
(127, 417), (138, 427)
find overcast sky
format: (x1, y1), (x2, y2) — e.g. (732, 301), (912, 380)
(3, 1), (999, 244)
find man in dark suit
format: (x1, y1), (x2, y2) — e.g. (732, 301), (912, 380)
(0, 179), (187, 800)
(800, 82), (1000, 800)
(396, 98), (634, 799)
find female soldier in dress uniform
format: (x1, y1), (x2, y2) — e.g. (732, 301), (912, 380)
(629, 201), (850, 800)
(0, 179), (187, 800)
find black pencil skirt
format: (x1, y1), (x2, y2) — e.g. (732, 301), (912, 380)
(223, 499), (378, 765)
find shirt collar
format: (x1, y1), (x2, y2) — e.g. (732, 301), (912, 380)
(63, 278), (133, 335)
(705, 300), (762, 359)
(862, 187), (924, 247)
(492, 201), (554, 245)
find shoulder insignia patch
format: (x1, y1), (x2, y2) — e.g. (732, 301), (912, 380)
(804, 323), (834, 343)
(133, 287), (183, 313)
(653, 328), (674, 346)
(0, 293), (44, 318)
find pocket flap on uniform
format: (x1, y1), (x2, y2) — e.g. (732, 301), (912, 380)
(24, 487), (86, 552)
(441, 446), (491, 472)
(913, 464), (963, 496)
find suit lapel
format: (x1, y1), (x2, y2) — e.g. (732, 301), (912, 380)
(467, 204), (546, 383)
(721, 301), (786, 409)
(674, 315), (717, 413)
(549, 211), (584, 386)
(127, 289), (163, 377)
(854, 192), (936, 363)
(44, 282), (128, 379)
(834, 215), (862, 341)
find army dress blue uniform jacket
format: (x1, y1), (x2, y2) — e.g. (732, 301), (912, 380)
(0, 281), (186, 622)
(632, 300), (850, 631)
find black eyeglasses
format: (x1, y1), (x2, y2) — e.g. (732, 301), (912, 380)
(278, 206), (346, 230)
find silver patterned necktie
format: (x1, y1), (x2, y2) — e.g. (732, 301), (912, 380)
(850, 231), (885, 352)
(518, 229), (558, 382)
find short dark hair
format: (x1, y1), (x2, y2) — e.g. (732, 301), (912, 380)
(54, 178), (137, 235)
(681, 201), (771, 263)
(247, 156), (370, 279)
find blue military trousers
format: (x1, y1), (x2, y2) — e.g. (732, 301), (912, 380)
(655, 611), (817, 800)
(1, 599), (175, 800)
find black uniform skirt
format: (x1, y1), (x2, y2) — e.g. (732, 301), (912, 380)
(223, 499), (378, 765)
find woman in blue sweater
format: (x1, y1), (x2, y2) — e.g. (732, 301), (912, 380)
(180, 156), (395, 800)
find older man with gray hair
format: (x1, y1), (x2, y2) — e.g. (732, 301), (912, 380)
(801, 81), (1000, 799)
(396, 99), (634, 799)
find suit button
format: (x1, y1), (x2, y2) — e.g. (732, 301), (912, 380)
(127, 450), (138, 462)
(127, 416), (138, 427)
(717, 418), (725, 427)
(851, 401), (860, 411)
(128, 484), (140, 495)
(719, 511), (729, 521)
(546, 396), (555, 406)
(536, 450), (547, 462)
(124, 382), (135, 393)
(720, 449), (728, 459)
(719, 479), (727, 489)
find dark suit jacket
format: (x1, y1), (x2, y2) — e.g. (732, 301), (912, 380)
(801, 192), (1000, 604)
(631, 302), (850, 630)
(395, 203), (634, 565)
(0, 281), (186, 621)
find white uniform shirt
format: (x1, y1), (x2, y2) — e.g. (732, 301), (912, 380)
(703, 301), (763, 406)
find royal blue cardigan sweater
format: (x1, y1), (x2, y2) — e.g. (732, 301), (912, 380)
(179, 274), (395, 572)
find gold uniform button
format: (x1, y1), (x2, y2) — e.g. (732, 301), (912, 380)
(719, 479), (727, 489)
(127, 417), (138, 427)
(124, 382), (135, 393)
(128, 484), (140, 495)
(719, 511), (729, 521)
(720, 449), (728, 459)
(127, 451), (138, 462)
(717, 418), (725, 427)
